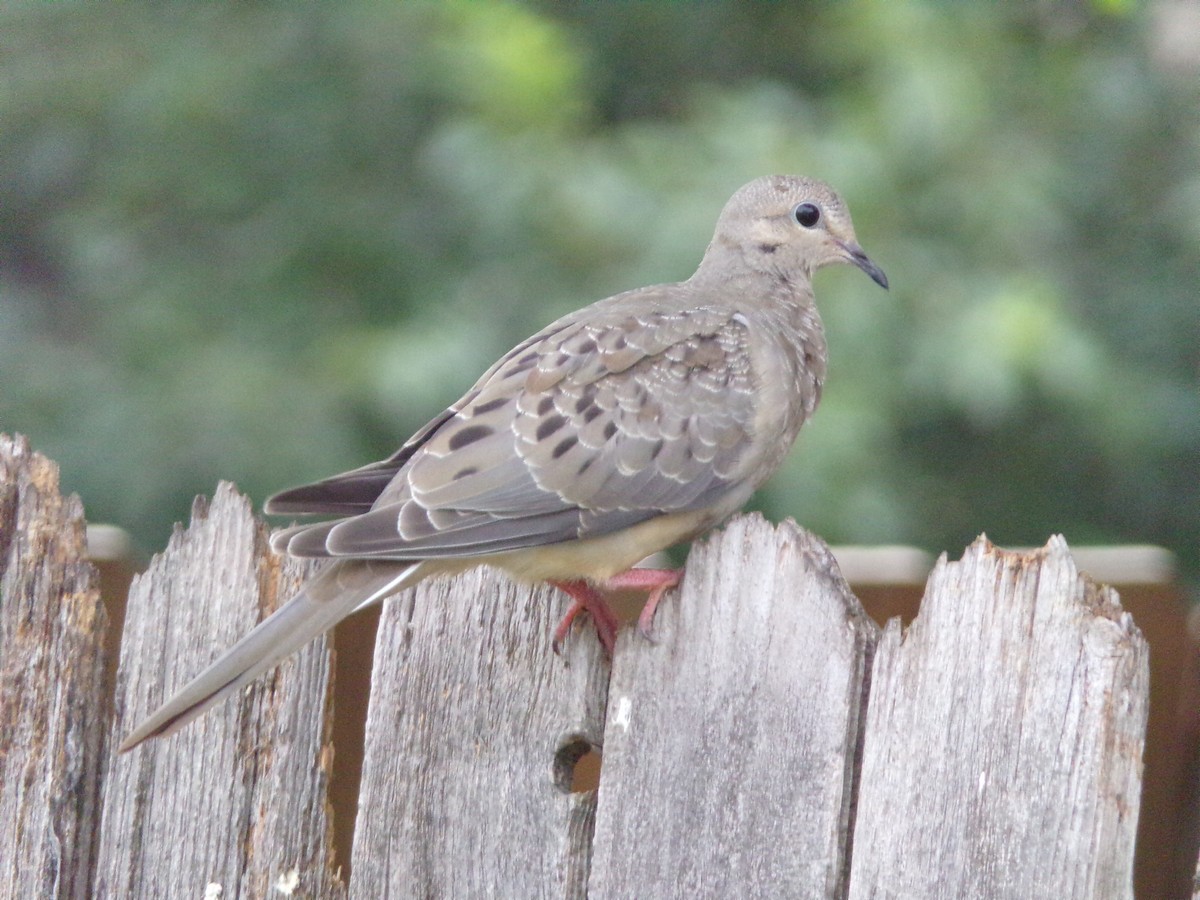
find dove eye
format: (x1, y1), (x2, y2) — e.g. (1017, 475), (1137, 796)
(792, 202), (821, 228)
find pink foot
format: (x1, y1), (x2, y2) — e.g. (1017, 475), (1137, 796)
(550, 569), (684, 654)
(550, 580), (620, 656)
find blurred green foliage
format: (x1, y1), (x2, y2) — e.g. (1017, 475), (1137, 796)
(2, 1), (1197, 583)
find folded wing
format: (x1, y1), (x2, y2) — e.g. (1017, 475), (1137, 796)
(270, 295), (762, 563)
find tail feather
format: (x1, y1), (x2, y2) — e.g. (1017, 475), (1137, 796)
(118, 559), (423, 752)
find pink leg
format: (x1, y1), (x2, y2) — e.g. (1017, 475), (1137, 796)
(603, 568), (682, 638)
(550, 579), (620, 656)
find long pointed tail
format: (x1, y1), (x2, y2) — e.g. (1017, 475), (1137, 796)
(118, 559), (424, 752)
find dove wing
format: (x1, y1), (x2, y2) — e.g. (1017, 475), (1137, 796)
(274, 292), (767, 562)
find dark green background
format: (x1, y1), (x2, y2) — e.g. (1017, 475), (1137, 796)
(2, 1), (1196, 585)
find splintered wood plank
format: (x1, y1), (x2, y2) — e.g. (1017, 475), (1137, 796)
(349, 568), (609, 900)
(588, 514), (879, 900)
(0, 434), (109, 900)
(848, 536), (1149, 900)
(96, 483), (344, 900)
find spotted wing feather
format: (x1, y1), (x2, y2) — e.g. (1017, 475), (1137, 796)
(277, 290), (764, 562)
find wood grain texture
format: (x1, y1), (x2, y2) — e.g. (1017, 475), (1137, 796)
(96, 483), (344, 900)
(848, 535), (1148, 900)
(0, 434), (109, 900)
(588, 514), (879, 900)
(349, 568), (609, 899)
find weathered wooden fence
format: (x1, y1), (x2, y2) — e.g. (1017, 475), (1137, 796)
(0, 432), (1188, 898)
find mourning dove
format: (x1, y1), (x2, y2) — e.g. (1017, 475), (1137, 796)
(119, 174), (887, 751)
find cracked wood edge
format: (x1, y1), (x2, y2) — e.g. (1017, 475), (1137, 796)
(0, 433), (109, 900)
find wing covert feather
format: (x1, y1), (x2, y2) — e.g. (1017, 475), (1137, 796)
(278, 294), (773, 562)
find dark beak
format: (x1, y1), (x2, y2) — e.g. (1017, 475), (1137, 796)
(842, 241), (889, 290)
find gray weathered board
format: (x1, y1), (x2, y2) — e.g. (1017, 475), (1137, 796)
(588, 515), (877, 898)
(0, 434), (108, 900)
(0, 434), (1151, 898)
(847, 536), (1148, 899)
(348, 568), (608, 899)
(96, 483), (344, 899)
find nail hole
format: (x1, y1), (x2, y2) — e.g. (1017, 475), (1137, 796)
(554, 735), (602, 793)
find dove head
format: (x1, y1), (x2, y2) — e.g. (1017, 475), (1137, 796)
(696, 175), (888, 290)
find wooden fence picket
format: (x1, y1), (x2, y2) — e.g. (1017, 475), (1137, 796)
(587, 515), (876, 899)
(0, 434), (108, 900)
(349, 570), (607, 899)
(94, 484), (343, 899)
(848, 537), (1148, 899)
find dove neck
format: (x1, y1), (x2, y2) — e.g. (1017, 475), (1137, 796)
(694, 228), (815, 282)
(689, 248), (816, 312)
